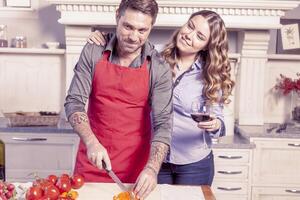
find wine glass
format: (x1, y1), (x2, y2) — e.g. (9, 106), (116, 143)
(191, 100), (211, 149)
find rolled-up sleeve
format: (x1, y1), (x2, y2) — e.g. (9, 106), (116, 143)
(64, 43), (94, 119)
(150, 58), (173, 146)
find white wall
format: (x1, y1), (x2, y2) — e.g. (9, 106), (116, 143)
(264, 55), (300, 123)
(0, 0), (65, 48)
(283, 5), (300, 19)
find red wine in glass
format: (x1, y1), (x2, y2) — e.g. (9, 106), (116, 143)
(191, 113), (211, 122)
(191, 100), (210, 149)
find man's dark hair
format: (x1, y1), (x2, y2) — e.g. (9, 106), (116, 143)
(117, 0), (158, 24)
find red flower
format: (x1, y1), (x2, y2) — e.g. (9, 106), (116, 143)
(275, 73), (300, 95)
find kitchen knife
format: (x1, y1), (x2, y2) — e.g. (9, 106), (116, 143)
(102, 161), (128, 192)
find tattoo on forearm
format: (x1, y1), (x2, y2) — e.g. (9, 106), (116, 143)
(69, 112), (96, 144)
(146, 142), (169, 174)
(69, 112), (89, 127)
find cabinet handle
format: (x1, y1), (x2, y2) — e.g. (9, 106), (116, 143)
(12, 137), (47, 141)
(218, 155), (242, 159)
(285, 189), (300, 194)
(288, 143), (300, 147)
(217, 187), (242, 191)
(217, 170), (242, 175)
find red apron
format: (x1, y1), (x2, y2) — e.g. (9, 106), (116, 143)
(74, 51), (151, 183)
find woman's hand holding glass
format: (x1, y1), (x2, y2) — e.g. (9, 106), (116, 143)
(197, 114), (221, 132)
(191, 100), (221, 149)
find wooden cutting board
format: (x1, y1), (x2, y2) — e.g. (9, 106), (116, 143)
(77, 183), (212, 200)
(77, 183), (159, 199)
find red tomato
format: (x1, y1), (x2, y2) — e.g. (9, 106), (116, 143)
(5, 191), (13, 199)
(39, 196), (51, 200)
(60, 174), (70, 180)
(43, 185), (60, 200)
(71, 174), (84, 189)
(47, 175), (58, 185)
(6, 183), (15, 192)
(0, 193), (7, 200)
(25, 186), (43, 200)
(33, 179), (53, 190)
(56, 178), (71, 193)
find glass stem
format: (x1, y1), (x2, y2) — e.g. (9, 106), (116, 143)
(203, 132), (208, 149)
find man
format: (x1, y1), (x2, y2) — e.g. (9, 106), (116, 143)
(64, 0), (173, 199)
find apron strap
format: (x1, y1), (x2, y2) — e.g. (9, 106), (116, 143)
(102, 50), (111, 61)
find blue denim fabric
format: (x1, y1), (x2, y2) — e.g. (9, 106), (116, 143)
(158, 151), (214, 186)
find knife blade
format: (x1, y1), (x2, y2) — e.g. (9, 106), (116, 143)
(102, 161), (128, 192)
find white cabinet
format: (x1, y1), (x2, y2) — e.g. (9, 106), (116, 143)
(0, 131), (79, 182)
(251, 137), (300, 200)
(0, 48), (65, 113)
(212, 148), (252, 200)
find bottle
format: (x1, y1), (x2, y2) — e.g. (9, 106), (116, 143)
(0, 25), (8, 47)
(0, 140), (4, 181)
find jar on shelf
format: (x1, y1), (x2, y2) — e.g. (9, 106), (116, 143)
(0, 25), (8, 47)
(11, 36), (27, 48)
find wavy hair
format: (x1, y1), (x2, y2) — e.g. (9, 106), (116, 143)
(161, 10), (234, 104)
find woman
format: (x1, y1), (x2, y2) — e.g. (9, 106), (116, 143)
(87, 10), (234, 186)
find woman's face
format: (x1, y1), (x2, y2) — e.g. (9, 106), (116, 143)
(176, 15), (210, 56)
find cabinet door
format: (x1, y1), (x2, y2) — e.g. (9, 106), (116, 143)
(1, 132), (79, 182)
(252, 187), (300, 200)
(252, 138), (300, 186)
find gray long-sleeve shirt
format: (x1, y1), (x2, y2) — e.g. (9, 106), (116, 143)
(64, 34), (173, 145)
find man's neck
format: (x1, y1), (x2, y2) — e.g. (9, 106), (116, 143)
(116, 46), (142, 67)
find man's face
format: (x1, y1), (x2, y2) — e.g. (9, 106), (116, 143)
(116, 8), (153, 55)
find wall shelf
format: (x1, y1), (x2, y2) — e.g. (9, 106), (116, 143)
(268, 54), (300, 61)
(0, 47), (65, 55)
(0, 7), (33, 11)
(0, 0), (39, 19)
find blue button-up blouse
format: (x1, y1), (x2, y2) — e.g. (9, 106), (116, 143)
(167, 59), (225, 165)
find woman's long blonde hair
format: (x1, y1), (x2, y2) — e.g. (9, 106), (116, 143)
(161, 10), (234, 104)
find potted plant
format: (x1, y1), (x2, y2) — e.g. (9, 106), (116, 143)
(275, 73), (300, 122)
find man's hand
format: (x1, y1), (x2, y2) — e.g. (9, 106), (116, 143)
(69, 112), (112, 171)
(86, 138), (112, 171)
(133, 166), (157, 200)
(132, 142), (168, 199)
(87, 30), (107, 46)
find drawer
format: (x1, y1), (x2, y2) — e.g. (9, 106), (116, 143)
(214, 194), (248, 200)
(212, 181), (248, 195)
(252, 186), (300, 200)
(215, 165), (248, 180)
(213, 149), (249, 164)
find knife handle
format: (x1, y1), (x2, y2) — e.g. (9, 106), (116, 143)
(102, 160), (110, 172)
